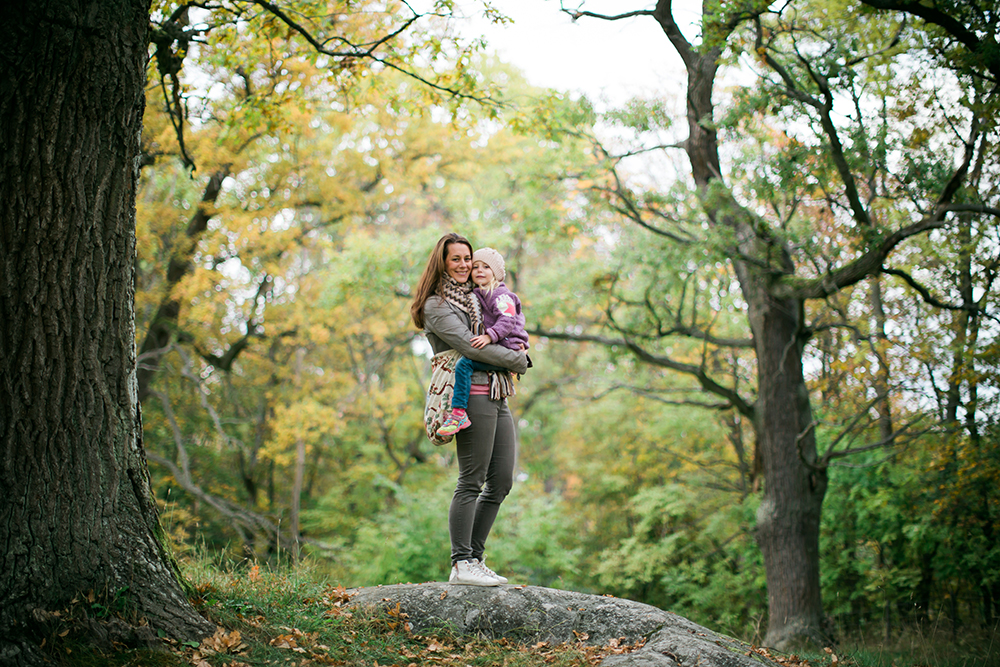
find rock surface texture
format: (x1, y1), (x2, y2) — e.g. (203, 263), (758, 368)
(349, 583), (776, 667)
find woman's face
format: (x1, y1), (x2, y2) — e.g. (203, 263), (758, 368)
(444, 242), (472, 284)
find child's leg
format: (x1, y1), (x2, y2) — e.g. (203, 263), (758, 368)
(438, 357), (475, 437)
(451, 357), (475, 412)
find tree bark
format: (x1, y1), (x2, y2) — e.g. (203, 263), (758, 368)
(742, 284), (828, 648)
(0, 0), (214, 656)
(289, 347), (307, 562)
(870, 276), (894, 443)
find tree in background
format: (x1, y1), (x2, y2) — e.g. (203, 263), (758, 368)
(559, 0), (999, 649)
(137, 55), (601, 566)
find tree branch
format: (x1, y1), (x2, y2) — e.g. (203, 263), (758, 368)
(137, 166), (231, 402)
(858, 0), (1000, 81)
(592, 383), (733, 410)
(821, 417), (930, 466)
(882, 267), (979, 312)
(564, 7), (654, 21)
(150, 388), (289, 551)
(771, 212), (945, 300)
(531, 327), (756, 418)
(246, 0), (495, 104)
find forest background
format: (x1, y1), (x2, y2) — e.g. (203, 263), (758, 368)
(130, 0), (999, 658)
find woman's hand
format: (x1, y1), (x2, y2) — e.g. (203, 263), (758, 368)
(470, 334), (492, 349)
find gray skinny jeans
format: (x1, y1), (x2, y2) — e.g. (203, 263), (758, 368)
(449, 393), (517, 564)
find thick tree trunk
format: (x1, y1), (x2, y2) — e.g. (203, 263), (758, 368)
(742, 285), (829, 649)
(0, 0), (215, 658)
(671, 30), (830, 647)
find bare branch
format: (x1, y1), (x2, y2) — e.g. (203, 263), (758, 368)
(150, 389), (283, 550)
(756, 19), (873, 228)
(246, 0), (495, 105)
(593, 383), (733, 410)
(193, 273), (270, 370)
(795, 388), (931, 471)
(531, 326), (756, 418)
(137, 166), (231, 402)
(822, 418), (931, 464)
(883, 267), (980, 312)
(771, 212), (949, 300)
(563, 6), (654, 21)
(858, 0), (1000, 81)
(149, 386), (340, 557)
(175, 345), (243, 452)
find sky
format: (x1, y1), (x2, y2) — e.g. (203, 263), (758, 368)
(460, 0), (696, 106)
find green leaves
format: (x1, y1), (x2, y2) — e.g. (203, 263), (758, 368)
(602, 97), (673, 134)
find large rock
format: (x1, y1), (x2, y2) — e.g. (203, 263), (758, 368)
(348, 583), (775, 667)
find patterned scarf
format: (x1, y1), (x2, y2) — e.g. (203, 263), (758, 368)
(436, 274), (515, 400)
(437, 274), (483, 335)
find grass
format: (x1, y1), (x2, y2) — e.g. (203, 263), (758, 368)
(41, 558), (646, 666)
(179, 558), (648, 666)
(830, 625), (999, 667)
(38, 559), (999, 667)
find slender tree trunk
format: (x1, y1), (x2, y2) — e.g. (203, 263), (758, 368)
(870, 276), (894, 442)
(136, 167), (229, 402)
(0, 0), (214, 659)
(289, 348), (307, 562)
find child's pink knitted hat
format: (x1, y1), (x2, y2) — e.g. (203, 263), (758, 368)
(473, 247), (505, 282)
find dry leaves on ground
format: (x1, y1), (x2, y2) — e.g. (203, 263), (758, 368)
(747, 645), (841, 667)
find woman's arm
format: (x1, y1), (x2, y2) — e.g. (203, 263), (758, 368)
(424, 297), (528, 374)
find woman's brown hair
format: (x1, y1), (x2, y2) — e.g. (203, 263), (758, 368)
(410, 232), (473, 329)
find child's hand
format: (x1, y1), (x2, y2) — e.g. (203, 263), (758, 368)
(471, 334), (491, 349)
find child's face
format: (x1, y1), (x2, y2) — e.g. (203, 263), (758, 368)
(471, 260), (494, 287)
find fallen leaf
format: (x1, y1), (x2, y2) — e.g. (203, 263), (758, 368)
(205, 628), (246, 653)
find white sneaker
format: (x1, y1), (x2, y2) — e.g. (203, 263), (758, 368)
(449, 559), (500, 586)
(476, 557), (508, 584)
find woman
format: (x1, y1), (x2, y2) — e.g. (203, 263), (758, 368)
(411, 232), (529, 586)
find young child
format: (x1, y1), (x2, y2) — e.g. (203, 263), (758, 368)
(437, 247), (529, 437)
